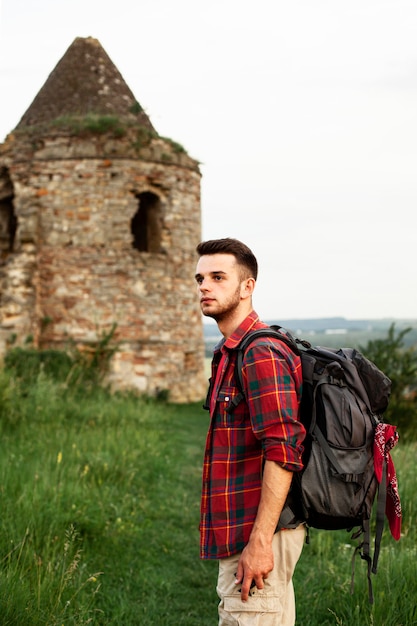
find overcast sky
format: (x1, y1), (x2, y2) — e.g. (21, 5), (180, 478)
(0, 0), (416, 320)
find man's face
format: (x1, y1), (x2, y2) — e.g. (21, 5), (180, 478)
(195, 253), (245, 321)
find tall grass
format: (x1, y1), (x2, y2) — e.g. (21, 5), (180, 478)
(0, 370), (415, 625)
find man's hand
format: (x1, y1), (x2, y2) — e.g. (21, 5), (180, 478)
(234, 460), (293, 602)
(234, 537), (274, 602)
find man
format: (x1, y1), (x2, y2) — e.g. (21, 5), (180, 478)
(195, 238), (306, 626)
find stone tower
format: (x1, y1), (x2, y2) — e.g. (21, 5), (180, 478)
(0, 36), (206, 402)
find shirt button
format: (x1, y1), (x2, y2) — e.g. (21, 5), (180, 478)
(225, 396), (230, 401)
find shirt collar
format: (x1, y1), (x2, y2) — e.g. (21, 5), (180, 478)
(219, 310), (260, 351)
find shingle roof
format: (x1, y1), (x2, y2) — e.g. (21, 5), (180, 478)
(16, 37), (155, 132)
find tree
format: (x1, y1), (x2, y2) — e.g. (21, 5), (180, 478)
(360, 323), (417, 438)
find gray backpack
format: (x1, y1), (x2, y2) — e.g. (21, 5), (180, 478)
(231, 326), (395, 603)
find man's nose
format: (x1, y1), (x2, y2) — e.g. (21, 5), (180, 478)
(199, 278), (210, 291)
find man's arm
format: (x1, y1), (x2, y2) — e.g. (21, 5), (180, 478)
(235, 459), (293, 602)
(236, 339), (304, 601)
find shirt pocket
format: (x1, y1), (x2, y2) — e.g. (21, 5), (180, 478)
(216, 386), (246, 427)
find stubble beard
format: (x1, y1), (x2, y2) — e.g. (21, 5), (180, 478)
(201, 285), (242, 323)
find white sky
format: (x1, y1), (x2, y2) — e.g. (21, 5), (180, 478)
(0, 0), (416, 320)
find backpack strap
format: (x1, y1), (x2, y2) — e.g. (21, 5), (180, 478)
(203, 328), (292, 414)
(230, 326), (299, 414)
(203, 377), (214, 411)
(349, 449), (387, 605)
(372, 457), (387, 574)
(351, 521), (374, 604)
(203, 349), (223, 411)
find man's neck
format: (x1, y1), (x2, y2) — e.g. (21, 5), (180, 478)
(217, 305), (253, 339)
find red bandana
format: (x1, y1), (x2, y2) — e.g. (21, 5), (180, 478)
(373, 423), (402, 541)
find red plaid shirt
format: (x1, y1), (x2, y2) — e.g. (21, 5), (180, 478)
(200, 311), (305, 560)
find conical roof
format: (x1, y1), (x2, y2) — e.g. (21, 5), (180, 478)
(16, 37), (155, 132)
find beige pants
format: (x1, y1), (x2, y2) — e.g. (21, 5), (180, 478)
(216, 525), (305, 626)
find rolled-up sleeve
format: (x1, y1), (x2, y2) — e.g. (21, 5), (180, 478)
(242, 340), (306, 471)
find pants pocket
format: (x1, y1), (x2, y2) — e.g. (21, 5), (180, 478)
(223, 591), (281, 613)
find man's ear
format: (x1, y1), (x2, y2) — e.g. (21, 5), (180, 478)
(240, 277), (256, 300)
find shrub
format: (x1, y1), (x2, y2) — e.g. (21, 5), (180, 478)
(4, 347), (73, 385)
(360, 324), (417, 438)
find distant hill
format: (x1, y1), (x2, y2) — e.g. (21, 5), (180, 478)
(203, 317), (417, 354)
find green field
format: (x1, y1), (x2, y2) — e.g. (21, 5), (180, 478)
(0, 375), (416, 625)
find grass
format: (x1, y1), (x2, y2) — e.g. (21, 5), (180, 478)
(0, 371), (415, 624)
(52, 114), (126, 137)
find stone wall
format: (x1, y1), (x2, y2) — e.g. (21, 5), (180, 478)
(0, 128), (207, 402)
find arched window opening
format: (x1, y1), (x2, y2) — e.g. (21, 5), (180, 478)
(0, 168), (17, 257)
(131, 192), (162, 252)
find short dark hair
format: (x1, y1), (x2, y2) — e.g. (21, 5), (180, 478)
(196, 238), (258, 280)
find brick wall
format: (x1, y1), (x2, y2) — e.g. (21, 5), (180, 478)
(0, 128), (207, 402)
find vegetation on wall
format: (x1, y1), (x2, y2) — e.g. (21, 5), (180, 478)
(10, 115), (190, 165)
(52, 114), (127, 137)
(159, 136), (186, 153)
(129, 100), (144, 115)
(131, 125), (157, 150)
